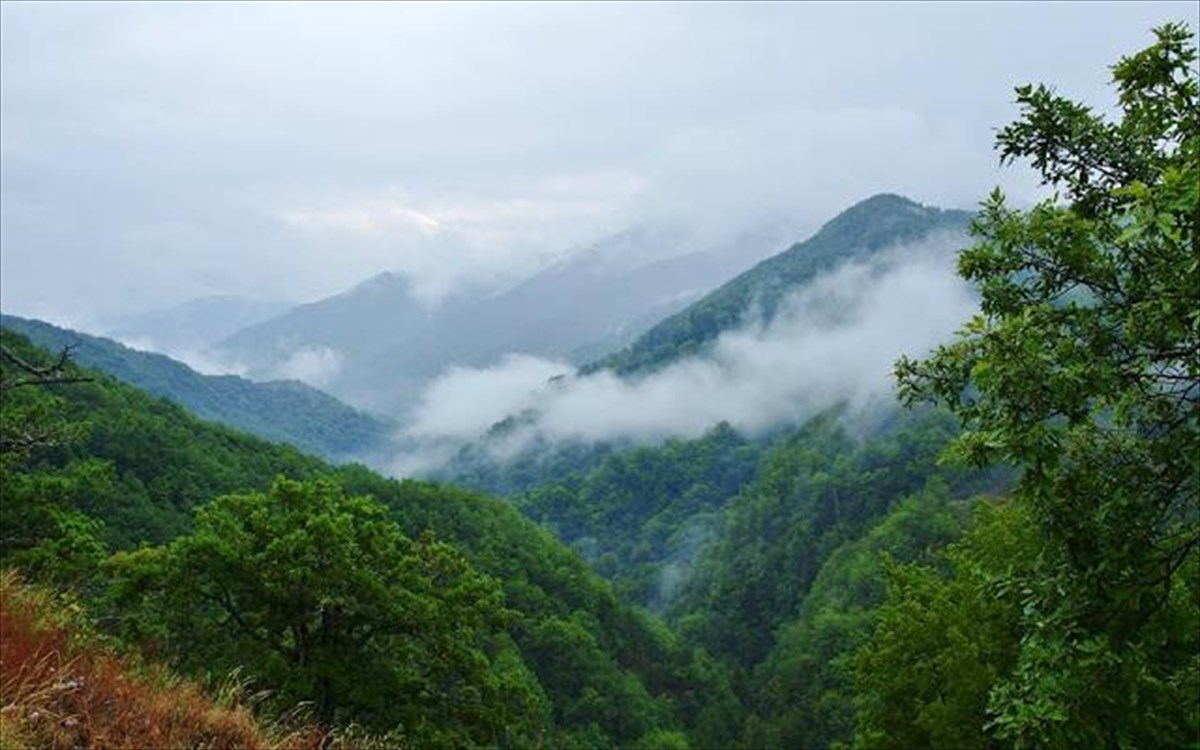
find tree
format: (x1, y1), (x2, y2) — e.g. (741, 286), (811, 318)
(105, 477), (549, 747)
(854, 501), (1036, 749)
(0, 330), (104, 582)
(0, 336), (90, 458)
(894, 22), (1199, 747)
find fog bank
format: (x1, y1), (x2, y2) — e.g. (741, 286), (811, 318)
(392, 234), (976, 474)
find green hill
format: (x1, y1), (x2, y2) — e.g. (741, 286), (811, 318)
(584, 194), (973, 377)
(1, 314), (392, 463)
(0, 328), (731, 748)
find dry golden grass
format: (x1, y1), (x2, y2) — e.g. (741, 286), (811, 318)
(0, 571), (328, 750)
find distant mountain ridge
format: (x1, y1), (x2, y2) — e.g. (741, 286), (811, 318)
(439, 193), (976, 483)
(584, 194), (975, 377)
(208, 221), (791, 414)
(0, 314), (393, 463)
(434, 194), (987, 656)
(212, 272), (439, 378)
(103, 294), (291, 356)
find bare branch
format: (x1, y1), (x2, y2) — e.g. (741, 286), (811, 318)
(0, 343), (92, 393)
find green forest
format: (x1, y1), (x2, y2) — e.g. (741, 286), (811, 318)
(2, 22), (1197, 750)
(0, 313), (394, 462)
(582, 195), (973, 378)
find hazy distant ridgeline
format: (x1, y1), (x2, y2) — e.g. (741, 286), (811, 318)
(406, 193), (976, 470)
(102, 294), (292, 360)
(206, 222), (792, 415)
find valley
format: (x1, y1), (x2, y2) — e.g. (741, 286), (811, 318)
(1, 8), (1195, 750)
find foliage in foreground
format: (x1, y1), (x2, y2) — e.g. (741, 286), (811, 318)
(0, 328), (714, 749)
(884, 21), (1200, 748)
(103, 478), (549, 748)
(0, 570), (326, 750)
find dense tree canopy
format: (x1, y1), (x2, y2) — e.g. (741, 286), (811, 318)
(105, 478), (546, 747)
(0, 329), (725, 749)
(892, 22), (1199, 747)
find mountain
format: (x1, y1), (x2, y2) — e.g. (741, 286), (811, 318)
(584, 194), (975, 377)
(103, 294), (291, 358)
(410, 221), (795, 365)
(208, 222), (792, 414)
(435, 192), (983, 614)
(0, 314), (393, 463)
(209, 272), (439, 381)
(436, 193), (976, 486)
(1, 328), (735, 748)
(209, 272), (462, 413)
(426, 195), (1004, 748)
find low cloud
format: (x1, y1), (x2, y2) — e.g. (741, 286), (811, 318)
(170, 349), (251, 378)
(393, 233), (976, 473)
(406, 354), (571, 441)
(274, 345), (343, 388)
(109, 334), (249, 377)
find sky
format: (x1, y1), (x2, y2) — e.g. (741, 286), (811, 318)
(1, 1), (1192, 329)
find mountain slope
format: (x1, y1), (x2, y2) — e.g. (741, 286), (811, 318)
(103, 294), (290, 358)
(434, 193), (976, 485)
(1, 329), (734, 749)
(584, 194), (974, 377)
(0, 572), (325, 750)
(208, 223), (788, 414)
(1, 314), (392, 463)
(434, 193), (982, 618)
(209, 272), (437, 382)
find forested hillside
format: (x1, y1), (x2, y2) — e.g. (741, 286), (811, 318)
(441, 25), (1199, 748)
(584, 194), (972, 377)
(446, 404), (1014, 746)
(1, 22), (1196, 750)
(433, 189), (982, 624)
(0, 329), (732, 748)
(1, 314), (392, 463)
(210, 224), (785, 415)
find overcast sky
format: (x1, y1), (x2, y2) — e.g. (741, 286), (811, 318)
(1, 1), (1192, 328)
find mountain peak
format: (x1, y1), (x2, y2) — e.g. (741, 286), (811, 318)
(584, 193), (974, 377)
(810, 193), (958, 255)
(844, 192), (925, 213)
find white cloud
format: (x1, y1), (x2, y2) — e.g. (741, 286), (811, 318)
(108, 333), (251, 377)
(406, 354), (571, 441)
(280, 203), (444, 237)
(274, 346), (343, 388)
(394, 232), (977, 470)
(4, 2), (1187, 324)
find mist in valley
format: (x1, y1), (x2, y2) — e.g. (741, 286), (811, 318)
(3, 5), (1196, 749)
(391, 231), (977, 476)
